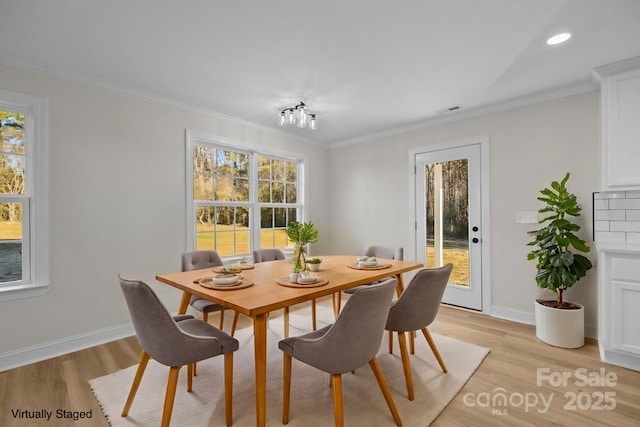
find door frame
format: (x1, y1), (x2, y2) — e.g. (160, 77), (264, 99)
(408, 136), (492, 315)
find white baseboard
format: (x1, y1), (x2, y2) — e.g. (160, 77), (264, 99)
(0, 323), (135, 372)
(490, 305), (535, 325)
(490, 305), (598, 339)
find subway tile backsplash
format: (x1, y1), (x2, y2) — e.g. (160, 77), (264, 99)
(594, 191), (640, 244)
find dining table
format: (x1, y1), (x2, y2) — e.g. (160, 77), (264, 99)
(155, 254), (423, 427)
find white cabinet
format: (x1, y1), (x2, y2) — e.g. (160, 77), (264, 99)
(598, 247), (640, 371)
(595, 56), (640, 191)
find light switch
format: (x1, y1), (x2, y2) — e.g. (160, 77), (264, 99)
(516, 211), (538, 224)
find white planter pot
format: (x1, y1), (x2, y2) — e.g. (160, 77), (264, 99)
(534, 300), (584, 349)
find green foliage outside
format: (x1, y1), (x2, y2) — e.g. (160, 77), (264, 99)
(0, 221), (21, 240)
(196, 224), (290, 256)
(0, 110), (26, 222)
(527, 173), (593, 307)
(193, 145), (301, 256)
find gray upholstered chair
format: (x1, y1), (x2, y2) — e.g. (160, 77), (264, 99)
(334, 245), (404, 315)
(252, 248), (286, 263)
(385, 263), (452, 401)
(182, 250), (228, 328)
(119, 276), (239, 427)
(279, 279), (402, 427)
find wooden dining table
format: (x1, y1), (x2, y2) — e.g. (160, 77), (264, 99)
(156, 254), (423, 427)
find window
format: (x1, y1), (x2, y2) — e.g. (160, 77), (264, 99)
(187, 133), (304, 257)
(0, 89), (49, 301)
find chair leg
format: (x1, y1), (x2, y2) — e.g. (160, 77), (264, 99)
(121, 351), (150, 417)
(369, 357), (403, 427)
(284, 307), (290, 338)
(332, 292), (342, 317)
(389, 330), (393, 354)
(219, 310), (225, 329)
(231, 312), (240, 336)
(187, 362), (194, 392)
(161, 366), (180, 427)
(421, 327), (448, 373)
(224, 352), (233, 427)
(282, 353), (292, 425)
(397, 332), (415, 401)
(331, 374), (344, 427)
(311, 299), (317, 331)
(202, 311), (209, 323)
(410, 331), (416, 355)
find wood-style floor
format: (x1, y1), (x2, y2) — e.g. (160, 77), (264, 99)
(1, 297), (639, 427)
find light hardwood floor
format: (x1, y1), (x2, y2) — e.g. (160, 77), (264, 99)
(1, 297), (639, 427)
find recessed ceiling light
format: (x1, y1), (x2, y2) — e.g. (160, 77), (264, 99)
(546, 32), (572, 45)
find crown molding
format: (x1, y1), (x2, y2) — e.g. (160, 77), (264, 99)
(0, 55), (322, 147)
(329, 80), (598, 149)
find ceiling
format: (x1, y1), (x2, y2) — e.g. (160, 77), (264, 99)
(1, 1), (639, 146)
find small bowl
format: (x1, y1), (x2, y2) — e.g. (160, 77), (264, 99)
(358, 260), (378, 267)
(212, 274), (240, 285)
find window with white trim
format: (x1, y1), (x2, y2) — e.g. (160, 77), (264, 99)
(0, 89), (49, 301)
(187, 133), (303, 257)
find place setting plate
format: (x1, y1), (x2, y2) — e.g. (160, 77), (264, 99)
(195, 275), (254, 290)
(212, 265), (253, 274)
(346, 259), (392, 270)
(275, 275), (329, 288)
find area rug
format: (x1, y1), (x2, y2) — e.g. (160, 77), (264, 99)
(90, 303), (489, 426)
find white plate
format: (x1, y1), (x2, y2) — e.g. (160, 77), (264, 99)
(358, 260), (379, 267)
(212, 274), (240, 285)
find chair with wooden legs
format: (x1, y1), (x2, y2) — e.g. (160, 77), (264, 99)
(119, 276), (239, 427)
(182, 250), (228, 327)
(385, 264), (452, 401)
(279, 278), (402, 427)
(334, 245), (404, 316)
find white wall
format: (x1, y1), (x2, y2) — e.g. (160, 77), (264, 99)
(0, 64), (331, 369)
(0, 63), (601, 369)
(327, 91), (600, 335)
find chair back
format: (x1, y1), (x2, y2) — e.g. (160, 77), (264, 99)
(386, 264), (452, 332)
(181, 250), (224, 271)
(253, 248), (285, 263)
(294, 279), (396, 374)
(365, 245), (404, 261)
(119, 276), (204, 366)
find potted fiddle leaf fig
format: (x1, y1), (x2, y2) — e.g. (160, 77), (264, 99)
(286, 221), (319, 274)
(526, 172), (593, 348)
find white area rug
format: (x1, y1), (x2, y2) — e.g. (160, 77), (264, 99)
(90, 304), (489, 426)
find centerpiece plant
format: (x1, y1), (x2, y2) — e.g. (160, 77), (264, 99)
(526, 173), (593, 309)
(286, 221), (319, 273)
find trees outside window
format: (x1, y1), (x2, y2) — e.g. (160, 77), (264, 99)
(0, 89), (49, 301)
(188, 134), (304, 257)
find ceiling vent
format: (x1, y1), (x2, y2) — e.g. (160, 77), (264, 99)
(435, 105), (462, 115)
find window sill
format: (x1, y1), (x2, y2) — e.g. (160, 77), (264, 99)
(0, 283), (50, 302)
